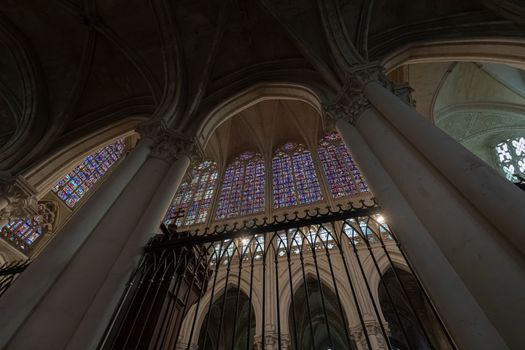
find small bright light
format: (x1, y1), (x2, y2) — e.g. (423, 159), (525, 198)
(377, 215), (385, 224)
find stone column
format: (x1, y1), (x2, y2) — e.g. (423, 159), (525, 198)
(2, 121), (194, 350)
(361, 63), (525, 255)
(0, 138), (150, 348)
(330, 108), (510, 348)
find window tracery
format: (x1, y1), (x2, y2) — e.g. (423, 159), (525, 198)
(166, 161), (219, 227)
(52, 139), (126, 208)
(273, 143), (322, 208)
(215, 152), (265, 220)
(318, 132), (368, 197)
(495, 136), (525, 181)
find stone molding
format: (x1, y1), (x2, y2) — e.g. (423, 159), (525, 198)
(0, 176), (38, 225)
(138, 120), (197, 164)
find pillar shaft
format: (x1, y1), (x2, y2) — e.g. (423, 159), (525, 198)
(0, 140), (150, 348)
(365, 80), (525, 255)
(1, 121), (194, 350)
(336, 118), (509, 349)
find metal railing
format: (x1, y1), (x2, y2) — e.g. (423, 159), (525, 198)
(100, 199), (456, 350)
(0, 259), (30, 298)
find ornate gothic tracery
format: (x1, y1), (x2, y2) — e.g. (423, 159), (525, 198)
(495, 136), (525, 181)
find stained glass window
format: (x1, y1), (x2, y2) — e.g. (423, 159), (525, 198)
(165, 161), (219, 227)
(273, 143), (322, 208)
(1, 214), (44, 252)
(318, 132), (368, 197)
(52, 139), (126, 208)
(215, 152), (265, 220)
(495, 136), (525, 181)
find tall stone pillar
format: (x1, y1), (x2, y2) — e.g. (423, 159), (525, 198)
(360, 65), (525, 255)
(2, 121), (194, 350)
(327, 66), (523, 348)
(0, 137), (151, 348)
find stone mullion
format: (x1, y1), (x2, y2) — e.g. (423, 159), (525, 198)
(204, 166), (224, 228)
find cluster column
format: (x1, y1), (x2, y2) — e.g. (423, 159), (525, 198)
(326, 63), (525, 349)
(0, 120), (194, 350)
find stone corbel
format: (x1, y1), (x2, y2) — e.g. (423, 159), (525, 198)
(138, 120), (198, 164)
(0, 176), (38, 227)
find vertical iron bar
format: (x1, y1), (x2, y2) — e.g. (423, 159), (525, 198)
(309, 227), (335, 349)
(285, 229), (300, 350)
(273, 232), (282, 350)
(297, 230), (317, 350)
(322, 223), (354, 348)
(335, 222), (375, 350)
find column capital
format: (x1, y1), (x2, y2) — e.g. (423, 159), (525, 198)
(0, 176), (38, 224)
(349, 316), (389, 350)
(324, 62), (415, 125)
(138, 120), (198, 163)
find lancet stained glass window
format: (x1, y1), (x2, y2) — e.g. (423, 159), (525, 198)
(215, 152), (265, 220)
(166, 161), (219, 227)
(273, 143), (322, 208)
(52, 139), (126, 208)
(495, 136), (525, 181)
(318, 132), (368, 197)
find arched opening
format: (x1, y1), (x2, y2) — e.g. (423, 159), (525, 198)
(198, 287), (256, 350)
(378, 267), (451, 350)
(290, 278), (355, 350)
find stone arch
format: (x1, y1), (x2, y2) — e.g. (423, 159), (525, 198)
(382, 38), (525, 72)
(278, 258), (362, 335)
(177, 267), (263, 347)
(195, 83), (326, 151)
(287, 274), (355, 350)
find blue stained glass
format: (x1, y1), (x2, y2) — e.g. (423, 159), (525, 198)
(215, 152), (265, 220)
(52, 139), (126, 208)
(166, 160), (218, 227)
(318, 132), (368, 198)
(273, 143), (322, 209)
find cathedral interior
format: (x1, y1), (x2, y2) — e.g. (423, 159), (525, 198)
(0, 1), (524, 349)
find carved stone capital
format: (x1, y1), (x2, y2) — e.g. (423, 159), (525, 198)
(0, 176), (38, 224)
(325, 62), (415, 126)
(138, 120), (197, 164)
(323, 92), (371, 126)
(350, 316), (389, 350)
(254, 329), (290, 349)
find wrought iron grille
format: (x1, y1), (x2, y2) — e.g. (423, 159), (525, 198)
(100, 199), (456, 350)
(0, 260), (30, 298)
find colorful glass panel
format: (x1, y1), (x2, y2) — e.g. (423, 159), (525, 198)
(495, 136), (525, 181)
(52, 140), (126, 208)
(273, 143), (322, 208)
(1, 218), (43, 251)
(318, 132), (368, 198)
(165, 161), (219, 227)
(215, 152), (265, 220)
